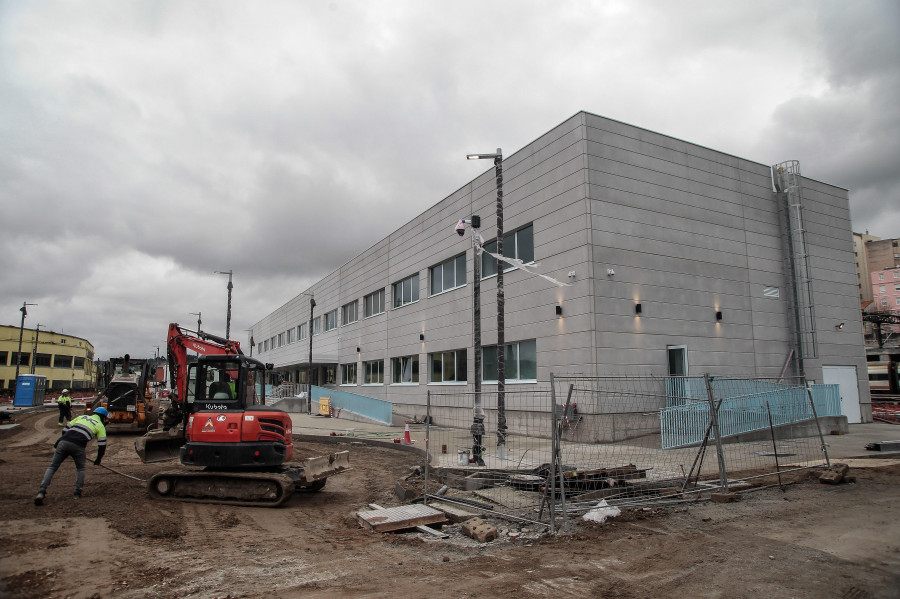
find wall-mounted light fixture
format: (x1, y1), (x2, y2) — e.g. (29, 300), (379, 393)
(555, 305), (563, 316)
(835, 322), (845, 330)
(716, 310), (723, 322)
(419, 333), (425, 341)
(635, 302), (642, 315)
(356, 346), (360, 353)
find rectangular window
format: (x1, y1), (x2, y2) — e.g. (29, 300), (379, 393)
(482, 224), (534, 278)
(53, 355), (73, 368)
(278, 333), (285, 347)
(341, 363), (357, 385)
(258, 343), (263, 354)
(73, 357), (85, 369)
(270, 336), (276, 349)
(364, 360), (384, 384)
(297, 323), (307, 341)
(34, 353), (52, 367)
(392, 273), (420, 308)
(391, 355), (420, 384)
(342, 300), (358, 325)
(286, 328), (294, 344)
(894, 271), (899, 279)
(430, 254), (466, 295)
(264, 340), (269, 352)
(324, 309), (338, 331)
(483, 339), (537, 382)
(312, 316), (321, 335)
(324, 366), (336, 385)
(0, 351), (7, 366)
(883, 298), (889, 307)
(879, 273), (885, 280)
(430, 350), (467, 383)
(364, 288), (385, 317)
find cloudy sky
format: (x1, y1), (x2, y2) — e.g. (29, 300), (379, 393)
(2, 0), (898, 360)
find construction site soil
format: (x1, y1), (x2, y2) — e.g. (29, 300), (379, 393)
(1, 410), (899, 599)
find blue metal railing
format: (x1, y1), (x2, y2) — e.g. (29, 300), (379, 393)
(311, 386), (393, 425)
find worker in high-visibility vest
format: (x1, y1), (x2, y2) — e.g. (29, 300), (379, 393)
(57, 389), (73, 426)
(34, 407), (109, 505)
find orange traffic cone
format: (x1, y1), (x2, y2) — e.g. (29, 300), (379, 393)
(402, 421), (413, 444)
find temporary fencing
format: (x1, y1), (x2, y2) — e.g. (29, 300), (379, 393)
(422, 374), (835, 532)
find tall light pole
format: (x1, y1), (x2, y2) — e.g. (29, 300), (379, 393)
(467, 149), (506, 459)
(245, 329), (254, 357)
(190, 312), (202, 333)
(214, 270), (233, 340)
(307, 295), (316, 415)
(31, 324), (42, 374)
(15, 302), (37, 383)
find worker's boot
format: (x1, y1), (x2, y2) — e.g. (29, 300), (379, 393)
(73, 490), (82, 499)
(34, 491), (45, 506)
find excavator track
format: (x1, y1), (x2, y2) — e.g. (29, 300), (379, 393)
(147, 469), (297, 507)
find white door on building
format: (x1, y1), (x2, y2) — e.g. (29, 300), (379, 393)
(822, 365), (862, 424)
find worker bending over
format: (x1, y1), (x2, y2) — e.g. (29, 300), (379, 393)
(34, 407), (109, 505)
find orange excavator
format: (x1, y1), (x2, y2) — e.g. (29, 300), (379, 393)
(134, 323), (348, 506)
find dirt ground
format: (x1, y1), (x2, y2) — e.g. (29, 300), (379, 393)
(1, 410), (898, 599)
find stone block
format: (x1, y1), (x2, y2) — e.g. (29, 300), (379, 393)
(461, 517), (498, 543)
(819, 463), (849, 485)
(710, 493), (738, 503)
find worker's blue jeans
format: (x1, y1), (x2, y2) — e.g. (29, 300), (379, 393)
(39, 440), (86, 494)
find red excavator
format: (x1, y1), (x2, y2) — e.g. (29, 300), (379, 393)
(134, 323), (348, 506)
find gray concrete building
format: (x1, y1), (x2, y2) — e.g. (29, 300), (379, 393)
(250, 112), (871, 423)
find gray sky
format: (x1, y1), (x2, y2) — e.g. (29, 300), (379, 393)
(2, 0), (898, 360)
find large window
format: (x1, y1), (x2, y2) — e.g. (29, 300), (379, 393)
(483, 339), (536, 382)
(0, 351), (7, 366)
(73, 357), (85, 370)
(312, 316), (321, 335)
(482, 224), (534, 278)
(364, 360), (384, 384)
(364, 288), (385, 317)
(324, 309), (338, 332)
(264, 340), (269, 352)
(286, 328), (294, 344)
(342, 300), (358, 325)
(324, 366), (336, 385)
(34, 353), (52, 368)
(392, 273), (419, 308)
(430, 254), (466, 296)
(297, 323), (307, 341)
(391, 355), (419, 384)
(278, 333), (285, 347)
(430, 350), (467, 383)
(54, 355), (73, 368)
(341, 363), (357, 385)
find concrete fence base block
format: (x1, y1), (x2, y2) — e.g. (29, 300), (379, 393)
(461, 517), (498, 543)
(819, 463), (850, 485)
(710, 492), (738, 503)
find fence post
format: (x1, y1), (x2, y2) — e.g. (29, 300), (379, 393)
(424, 390), (431, 505)
(548, 374), (557, 532)
(804, 383), (831, 467)
(704, 374), (730, 493)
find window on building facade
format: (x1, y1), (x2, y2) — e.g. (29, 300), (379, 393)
(880, 286), (887, 293)
(341, 363), (357, 385)
(270, 336), (276, 349)
(483, 339), (537, 382)
(879, 273), (885, 280)
(54, 355), (73, 368)
(298, 323), (307, 340)
(482, 224), (534, 278)
(0, 351), (7, 366)
(882, 298), (889, 307)
(364, 288), (385, 317)
(73, 357), (85, 369)
(342, 300), (358, 325)
(391, 355), (419, 384)
(430, 350), (467, 383)
(312, 316), (321, 335)
(286, 328), (294, 344)
(278, 333), (285, 347)
(324, 309), (338, 331)
(264, 340), (269, 352)
(364, 360), (384, 384)
(430, 254), (466, 296)
(12, 352), (30, 367)
(258, 343), (263, 354)
(33, 353), (52, 367)
(392, 273), (420, 308)
(324, 366), (336, 385)
(894, 271), (899, 279)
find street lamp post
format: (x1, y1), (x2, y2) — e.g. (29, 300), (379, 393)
(214, 270), (233, 340)
(467, 148), (507, 460)
(31, 324), (42, 375)
(15, 302), (37, 383)
(307, 296), (316, 415)
(190, 312), (202, 334)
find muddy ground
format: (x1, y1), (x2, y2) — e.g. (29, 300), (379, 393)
(1, 409), (898, 599)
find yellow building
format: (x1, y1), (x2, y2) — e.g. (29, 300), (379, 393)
(0, 325), (95, 393)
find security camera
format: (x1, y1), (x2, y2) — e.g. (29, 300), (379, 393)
(455, 219), (466, 236)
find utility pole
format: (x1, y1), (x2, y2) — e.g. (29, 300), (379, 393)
(30, 324), (42, 374)
(15, 302), (36, 383)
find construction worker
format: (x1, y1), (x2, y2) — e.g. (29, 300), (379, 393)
(57, 389), (73, 426)
(34, 407), (109, 505)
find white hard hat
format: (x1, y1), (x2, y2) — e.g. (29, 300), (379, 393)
(62, 389), (69, 393)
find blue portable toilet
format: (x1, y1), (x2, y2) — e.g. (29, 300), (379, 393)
(13, 375), (48, 407)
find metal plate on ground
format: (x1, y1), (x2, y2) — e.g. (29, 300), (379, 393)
(356, 504), (446, 532)
(473, 486), (542, 509)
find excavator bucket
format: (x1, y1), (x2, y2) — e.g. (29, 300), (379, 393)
(135, 428), (184, 463)
(301, 451), (351, 482)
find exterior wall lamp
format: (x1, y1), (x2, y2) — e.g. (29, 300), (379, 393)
(635, 302), (642, 315)
(419, 333), (425, 341)
(555, 305), (563, 316)
(716, 310), (723, 322)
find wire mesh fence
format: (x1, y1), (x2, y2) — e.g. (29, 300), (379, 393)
(422, 375), (835, 532)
